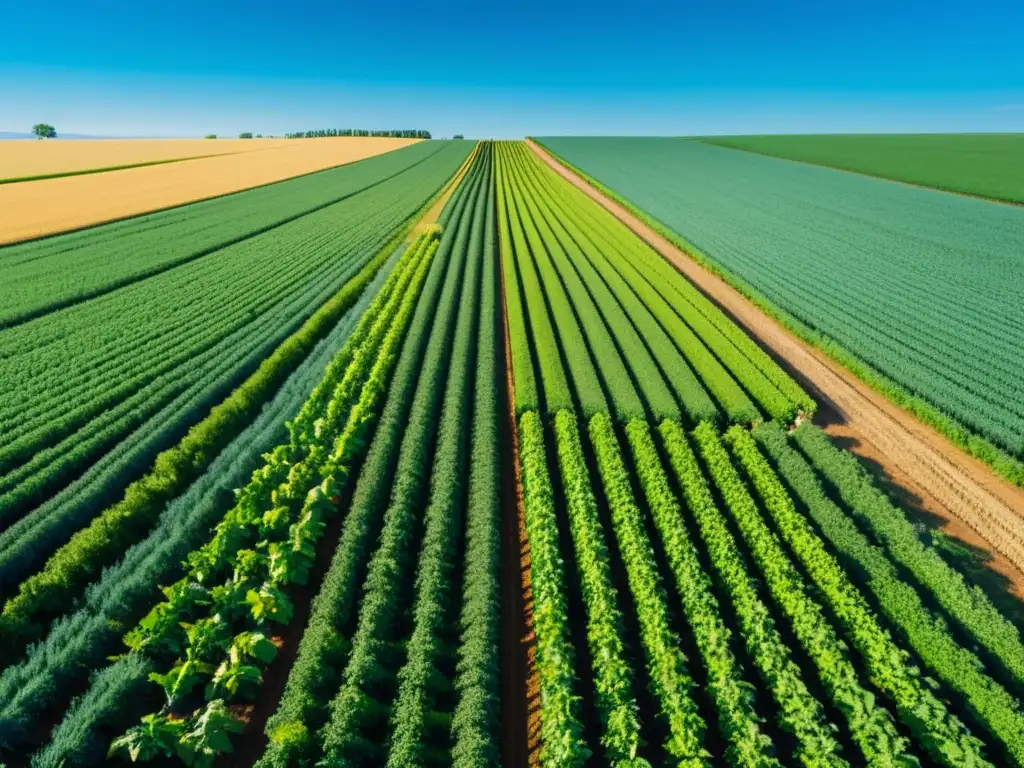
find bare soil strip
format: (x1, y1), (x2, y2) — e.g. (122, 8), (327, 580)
(0, 137), (419, 244)
(499, 235), (539, 768)
(526, 138), (1024, 596)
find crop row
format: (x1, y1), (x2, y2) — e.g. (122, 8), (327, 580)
(495, 140), (808, 427)
(0, 140), (460, 326)
(499, 140), (1024, 767)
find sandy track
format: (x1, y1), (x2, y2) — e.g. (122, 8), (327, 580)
(0, 137), (419, 244)
(527, 138), (1024, 591)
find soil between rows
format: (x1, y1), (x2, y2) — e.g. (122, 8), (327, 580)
(525, 137), (1024, 604)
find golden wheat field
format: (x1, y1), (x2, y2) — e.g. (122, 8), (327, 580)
(0, 137), (304, 181)
(0, 137), (420, 243)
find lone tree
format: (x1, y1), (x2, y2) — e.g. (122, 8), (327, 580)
(32, 123), (57, 139)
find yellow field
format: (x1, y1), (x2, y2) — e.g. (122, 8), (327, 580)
(0, 137), (420, 244)
(0, 138), (304, 181)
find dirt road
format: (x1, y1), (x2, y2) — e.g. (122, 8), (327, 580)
(526, 138), (1024, 595)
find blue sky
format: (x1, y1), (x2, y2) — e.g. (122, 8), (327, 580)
(1, 0), (1022, 138)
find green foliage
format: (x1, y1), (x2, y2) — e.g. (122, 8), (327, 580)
(625, 419), (782, 768)
(495, 144), (571, 414)
(517, 411), (590, 768)
(284, 128), (432, 139)
(725, 424), (992, 767)
(321, 145), (487, 768)
(450, 166), (503, 768)
(691, 422), (920, 768)
(0, 271), (394, 761)
(502, 145), (642, 422)
(255, 150), (492, 768)
(0, 232), (400, 665)
(588, 412), (708, 765)
(108, 230), (441, 764)
(657, 420), (848, 767)
(754, 422), (1024, 764)
(790, 422), (1024, 685)
(552, 411), (644, 766)
(31, 123), (56, 138)
(238, 132), (253, 139)
(698, 133), (1024, 205)
(536, 136), (1024, 470)
(0, 141), (475, 592)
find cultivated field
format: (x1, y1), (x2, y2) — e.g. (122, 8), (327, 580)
(0, 137), (302, 183)
(536, 136), (1024, 484)
(0, 136), (420, 243)
(1, 136), (1023, 768)
(698, 133), (1024, 204)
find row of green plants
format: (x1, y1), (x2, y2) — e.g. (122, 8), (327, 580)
(753, 423), (1024, 764)
(588, 413), (709, 766)
(107, 228), (441, 764)
(692, 423), (924, 767)
(656, 421), (849, 767)
(724, 425), (989, 767)
(552, 410), (645, 766)
(792, 422), (1024, 683)
(625, 419), (783, 768)
(495, 144), (573, 415)
(316, 152), (488, 767)
(514, 145), (807, 422)
(0, 233), (403, 666)
(516, 164), (682, 424)
(506, 157), (646, 422)
(255, 144), (495, 768)
(251, 153), (483, 765)
(531, 137), (1024, 487)
(502, 143), (762, 425)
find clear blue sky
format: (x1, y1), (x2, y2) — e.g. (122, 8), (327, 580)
(2, 0), (1022, 138)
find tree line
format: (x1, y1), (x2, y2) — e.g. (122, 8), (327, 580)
(284, 128), (432, 139)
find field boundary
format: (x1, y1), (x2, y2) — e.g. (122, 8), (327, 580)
(527, 137), (1024, 490)
(691, 136), (1024, 208)
(526, 136), (1024, 579)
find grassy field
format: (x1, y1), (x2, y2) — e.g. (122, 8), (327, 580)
(697, 133), (1024, 204)
(0, 136), (420, 243)
(536, 136), (1024, 482)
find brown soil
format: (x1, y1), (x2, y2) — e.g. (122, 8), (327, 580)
(224, 492), (349, 768)
(0, 137), (420, 244)
(499, 237), (541, 768)
(526, 138), (1024, 599)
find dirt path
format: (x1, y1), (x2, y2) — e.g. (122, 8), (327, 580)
(499, 223), (540, 768)
(526, 138), (1024, 598)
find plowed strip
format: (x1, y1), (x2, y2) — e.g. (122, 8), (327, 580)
(526, 137), (1024, 592)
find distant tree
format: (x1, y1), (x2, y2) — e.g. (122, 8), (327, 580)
(256, 133), (263, 138)
(453, 134), (464, 140)
(239, 132), (253, 139)
(32, 123), (57, 139)
(205, 134), (217, 139)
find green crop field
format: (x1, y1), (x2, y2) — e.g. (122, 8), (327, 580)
(536, 136), (1024, 483)
(697, 133), (1024, 204)
(1, 139), (1023, 768)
